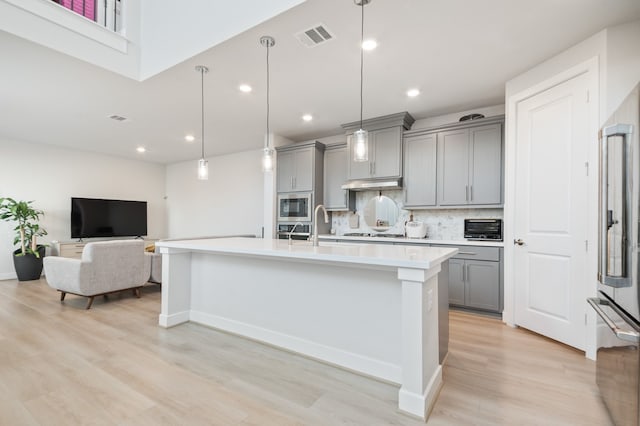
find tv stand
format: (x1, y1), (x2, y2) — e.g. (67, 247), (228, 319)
(53, 238), (156, 259)
(54, 241), (87, 259)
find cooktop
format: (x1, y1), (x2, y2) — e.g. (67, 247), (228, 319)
(342, 232), (405, 238)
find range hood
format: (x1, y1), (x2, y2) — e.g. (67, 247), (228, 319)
(341, 177), (403, 191)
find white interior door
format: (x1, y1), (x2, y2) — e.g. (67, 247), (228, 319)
(513, 72), (590, 351)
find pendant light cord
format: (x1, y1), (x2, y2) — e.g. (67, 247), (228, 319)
(359, 0), (364, 130)
(200, 67), (205, 159)
(266, 42), (271, 149)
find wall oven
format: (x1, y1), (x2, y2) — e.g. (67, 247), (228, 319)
(276, 223), (311, 241)
(277, 193), (312, 222)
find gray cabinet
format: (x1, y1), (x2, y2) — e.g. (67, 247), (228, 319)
(347, 126), (403, 180)
(403, 132), (437, 207)
(470, 125), (502, 205)
(277, 147), (313, 192)
(433, 244), (502, 313)
(465, 260), (500, 311)
(323, 144), (355, 211)
(276, 142), (323, 193)
(437, 123), (502, 206)
(447, 259), (466, 306)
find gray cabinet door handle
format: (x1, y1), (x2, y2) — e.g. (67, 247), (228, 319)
(458, 251), (477, 255)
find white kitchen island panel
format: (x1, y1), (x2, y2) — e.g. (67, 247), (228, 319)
(156, 237), (457, 421)
(190, 253), (402, 381)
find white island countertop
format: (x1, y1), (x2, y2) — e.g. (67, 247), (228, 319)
(157, 237), (457, 270)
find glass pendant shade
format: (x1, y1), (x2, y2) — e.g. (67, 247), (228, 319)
(197, 158), (209, 180)
(353, 128), (369, 162)
(262, 147), (274, 172)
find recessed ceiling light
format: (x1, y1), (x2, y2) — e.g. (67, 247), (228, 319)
(239, 84), (252, 93)
(136, 146), (146, 153)
(302, 114), (313, 122)
(362, 39), (377, 51)
(407, 89), (420, 98)
(185, 134), (195, 142)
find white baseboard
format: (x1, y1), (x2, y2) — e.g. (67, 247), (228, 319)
(0, 272), (17, 281)
(398, 365), (443, 420)
(158, 311), (190, 328)
(189, 310), (402, 384)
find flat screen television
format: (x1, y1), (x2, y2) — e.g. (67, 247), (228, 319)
(71, 197), (147, 239)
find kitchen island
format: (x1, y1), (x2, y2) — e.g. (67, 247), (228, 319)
(156, 237), (457, 420)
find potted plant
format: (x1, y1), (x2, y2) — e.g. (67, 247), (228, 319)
(0, 198), (48, 281)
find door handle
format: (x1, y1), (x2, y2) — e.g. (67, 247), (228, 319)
(588, 298), (640, 342)
(514, 239), (525, 246)
(599, 123), (633, 287)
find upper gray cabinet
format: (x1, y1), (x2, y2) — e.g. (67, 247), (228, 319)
(403, 133), (437, 207)
(437, 122), (503, 206)
(347, 127), (403, 180)
(341, 112), (415, 181)
(323, 143), (355, 211)
(469, 125), (502, 205)
(276, 141), (324, 193)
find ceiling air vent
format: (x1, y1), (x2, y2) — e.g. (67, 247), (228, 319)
(108, 114), (128, 122)
(295, 24), (335, 48)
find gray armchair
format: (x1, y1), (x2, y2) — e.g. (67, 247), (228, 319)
(43, 240), (150, 309)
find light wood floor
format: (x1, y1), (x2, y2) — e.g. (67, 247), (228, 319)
(0, 278), (612, 425)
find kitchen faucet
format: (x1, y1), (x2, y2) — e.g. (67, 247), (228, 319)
(288, 222), (304, 246)
(312, 204), (329, 247)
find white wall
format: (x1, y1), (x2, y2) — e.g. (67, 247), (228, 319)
(165, 149), (264, 239)
(606, 20), (640, 117)
(505, 29), (607, 123)
(0, 138), (167, 280)
(139, 0), (305, 79)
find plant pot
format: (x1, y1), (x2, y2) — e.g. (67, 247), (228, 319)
(13, 246), (46, 281)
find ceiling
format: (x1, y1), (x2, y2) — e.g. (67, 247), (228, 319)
(1, 0), (640, 164)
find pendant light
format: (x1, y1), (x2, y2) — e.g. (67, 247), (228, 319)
(261, 35), (275, 172)
(195, 65), (209, 180)
(353, 0), (370, 162)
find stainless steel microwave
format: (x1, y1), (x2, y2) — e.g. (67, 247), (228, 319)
(277, 193), (312, 222)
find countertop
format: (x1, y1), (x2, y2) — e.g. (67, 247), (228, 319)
(156, 237), (458, 270)
(318, 234), (505, 247)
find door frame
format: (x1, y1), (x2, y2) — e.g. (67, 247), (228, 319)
(504, 56), (600, 359)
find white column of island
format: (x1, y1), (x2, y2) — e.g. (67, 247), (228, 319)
(156, 237), (457, 421)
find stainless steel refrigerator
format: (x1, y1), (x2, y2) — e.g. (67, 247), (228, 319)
(589, 83), (640, 426)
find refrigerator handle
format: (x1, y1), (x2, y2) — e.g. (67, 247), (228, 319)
(588, 298), (640, 343)
(598, 123), (634, 288)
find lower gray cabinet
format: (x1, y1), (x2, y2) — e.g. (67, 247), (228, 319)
(434, 244), (503, 314)
(464, 260), (500, 312)
(448, 259), (466, 306)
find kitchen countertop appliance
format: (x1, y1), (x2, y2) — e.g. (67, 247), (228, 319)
(464, 219), (502, 241)
(405, 221), (427, 239)
(588, 84), (640, 426)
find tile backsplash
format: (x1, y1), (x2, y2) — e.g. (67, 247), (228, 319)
(330, 189), (503, 240)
